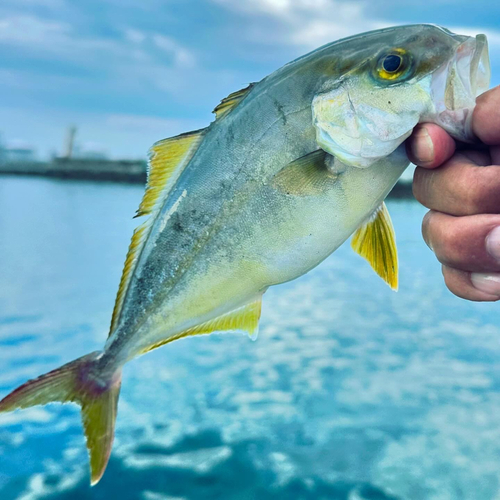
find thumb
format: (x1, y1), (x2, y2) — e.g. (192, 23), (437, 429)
(406, 123), (456, 169)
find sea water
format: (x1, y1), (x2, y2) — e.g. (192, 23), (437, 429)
(0, 176), (499, 500)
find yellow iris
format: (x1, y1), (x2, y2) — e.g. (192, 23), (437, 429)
(377, 48), (408, 80)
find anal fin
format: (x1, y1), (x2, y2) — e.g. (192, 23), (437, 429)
(140, 296), (263, 355)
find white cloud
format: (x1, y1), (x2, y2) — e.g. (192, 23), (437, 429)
(122, 29), (196, 68)
(153, 34), (196, 68)
(124, 28), (147, 44)
(1, 0), (65, 7)
(0, 14), (125, 61)
(215, 0), (331, 18)
(212, 0), (500, 74)
(212, 0), (387, 49)
(0, 15), (71, 46)
(0, 14), (196, 72)
(105, 114), (195, 132)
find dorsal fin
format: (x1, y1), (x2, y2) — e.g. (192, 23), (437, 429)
(139, 296), (263, 355)
(213, 83), (255, 120)
(109, 129), (205, 335)
(135, 129), (205, 218)
(351, 202), (398, 291)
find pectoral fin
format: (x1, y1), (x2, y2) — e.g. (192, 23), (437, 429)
(351, 202), (398, 290)
(271, 149), (339, 196)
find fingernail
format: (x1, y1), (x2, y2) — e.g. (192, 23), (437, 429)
(470, 273), (500, 296)
(485, 226), (500, 262)
(410, 127), (434, 163)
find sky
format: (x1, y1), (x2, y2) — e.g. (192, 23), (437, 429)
(0, 0), (499, 160)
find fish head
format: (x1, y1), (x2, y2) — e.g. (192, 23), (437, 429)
(312, 25), (491, 168)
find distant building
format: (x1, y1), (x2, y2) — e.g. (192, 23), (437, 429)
(72, 144), (109, 160)
(0, 135), (37, 163)
(75, 150), (109, 160)
(3, 146), (36, 163)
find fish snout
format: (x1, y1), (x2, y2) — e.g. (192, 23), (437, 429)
(429, 34), (490, 141)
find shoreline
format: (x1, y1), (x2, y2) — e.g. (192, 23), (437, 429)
(0, 159), (415, 199)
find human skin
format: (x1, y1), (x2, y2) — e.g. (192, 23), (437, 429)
(407, 85), (500, 301)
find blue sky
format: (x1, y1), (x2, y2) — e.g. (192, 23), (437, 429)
(1, 0), (499, 160)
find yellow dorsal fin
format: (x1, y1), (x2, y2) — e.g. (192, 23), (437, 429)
(109, 129), (205, 335)
(351, 202), (398, 290)
(109, 218), (152, 334)
(140, 296), (263, 355)
(213, 83), (255, 120)
(135, 129), (205, 218)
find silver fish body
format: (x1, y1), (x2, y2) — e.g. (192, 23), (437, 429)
(108, 25), (448, 361)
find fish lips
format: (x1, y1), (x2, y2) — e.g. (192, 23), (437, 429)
(427, 34), (490, 142)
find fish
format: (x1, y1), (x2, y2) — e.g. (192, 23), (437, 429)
(0, 24), (491, 485)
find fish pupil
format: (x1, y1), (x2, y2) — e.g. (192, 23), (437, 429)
(383, 54), (402, 73)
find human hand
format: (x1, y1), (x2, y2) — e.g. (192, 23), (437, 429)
(407, 85), (500, 301)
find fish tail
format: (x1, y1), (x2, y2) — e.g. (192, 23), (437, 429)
(0, 351), (122, 486)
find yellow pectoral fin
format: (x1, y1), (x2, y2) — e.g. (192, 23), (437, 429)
(351, 202), (398, 290)
(271, 149), (338, 196)
(140, 296), (263, 355)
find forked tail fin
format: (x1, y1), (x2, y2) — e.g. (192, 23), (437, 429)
(0, 351), (122, 485)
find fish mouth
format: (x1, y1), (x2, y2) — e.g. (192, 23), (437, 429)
(429, 34), (490, 141)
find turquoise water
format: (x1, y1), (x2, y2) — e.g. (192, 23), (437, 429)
(0, 176), (499, 500)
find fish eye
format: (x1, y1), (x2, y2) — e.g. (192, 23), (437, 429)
(375, 48), (411, 82)
(382, 54), (402, 73)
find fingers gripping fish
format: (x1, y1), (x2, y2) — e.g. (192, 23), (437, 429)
(0, 25), (490, 484)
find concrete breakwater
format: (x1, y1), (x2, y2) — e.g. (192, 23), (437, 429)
(0, 158), (147, 183)
(0, 158), (414, 198)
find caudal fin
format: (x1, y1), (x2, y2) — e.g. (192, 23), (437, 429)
(0, 351), (122, 485)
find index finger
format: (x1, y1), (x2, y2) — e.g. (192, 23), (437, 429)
(472, 84), (500, 145)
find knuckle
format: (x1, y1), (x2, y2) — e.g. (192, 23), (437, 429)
(460, 169), (482, 214)
(438, 223), (460, 260)
(431, 217), (466, 267)
(462, 167), (500, 214)
(481, 168), (500, 212)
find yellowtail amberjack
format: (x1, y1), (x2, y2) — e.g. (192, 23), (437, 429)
(0, 24), (490, 484)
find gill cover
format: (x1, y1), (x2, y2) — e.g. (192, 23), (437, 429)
(312, 31), (490, 169)
(312, 80), (426, 168)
